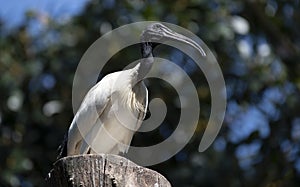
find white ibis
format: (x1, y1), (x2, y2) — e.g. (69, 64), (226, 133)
(58, 23), (206, 157)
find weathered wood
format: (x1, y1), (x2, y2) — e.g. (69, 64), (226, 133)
(46, 154), (171, 187)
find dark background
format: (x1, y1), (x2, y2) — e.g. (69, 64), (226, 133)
(0, 0), (300, 186)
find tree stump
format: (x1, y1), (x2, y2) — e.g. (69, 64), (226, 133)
(46, 154), (171, 187)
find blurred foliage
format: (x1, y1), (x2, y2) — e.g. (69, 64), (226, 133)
(0, 0), (300, 186)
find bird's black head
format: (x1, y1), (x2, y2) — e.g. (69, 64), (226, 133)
(140, 23), (206, 57)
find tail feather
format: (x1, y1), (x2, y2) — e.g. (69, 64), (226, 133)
(57, 133), (68, 159)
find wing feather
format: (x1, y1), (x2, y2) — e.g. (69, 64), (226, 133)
(67, 75), (112, 155)
(67, 72), (148, 156)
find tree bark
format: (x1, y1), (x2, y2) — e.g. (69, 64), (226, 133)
(46, 154), (171, 187)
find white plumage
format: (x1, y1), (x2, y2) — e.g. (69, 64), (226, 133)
(65, 23), (206, 156)
(67, 68), (148, 155)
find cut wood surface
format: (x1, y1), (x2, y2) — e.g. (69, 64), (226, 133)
(46, 154), (171, 187)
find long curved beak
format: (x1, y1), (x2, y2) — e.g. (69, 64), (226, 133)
(162, 29), (206, 57)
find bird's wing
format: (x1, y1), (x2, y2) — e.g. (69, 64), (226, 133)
(67, 75), (113, 155)
(79, 117), (103, 154)
(87, 81), (148, 155)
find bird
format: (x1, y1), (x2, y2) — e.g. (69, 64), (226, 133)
(57, 23), (206, 158)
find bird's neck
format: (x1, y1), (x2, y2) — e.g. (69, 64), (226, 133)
(133, 42), (154, 83)
(141, 42), (153, 58)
